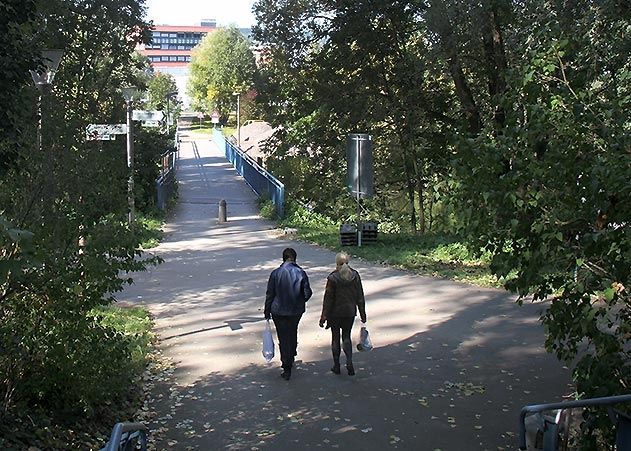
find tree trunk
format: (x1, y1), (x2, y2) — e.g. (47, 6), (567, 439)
(415, 161), (426, 234)
(402, 150), (418, 233)
(429, 0), (483, 135)
(482, 0), (508, 128)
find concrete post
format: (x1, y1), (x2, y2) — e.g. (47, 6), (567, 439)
(218, 199), (227, 223)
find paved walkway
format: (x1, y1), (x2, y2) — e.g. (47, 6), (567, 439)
(120, 129), (571, 450)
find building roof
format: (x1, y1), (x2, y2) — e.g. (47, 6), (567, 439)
(151, 25), (216, 33)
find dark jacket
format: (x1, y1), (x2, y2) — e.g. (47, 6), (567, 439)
(265, 261), (312, 317)
(321, 268), (367, 321)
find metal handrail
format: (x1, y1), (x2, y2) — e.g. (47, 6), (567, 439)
(213, 129), (285, 218)
(518, 394), (631, 449)
(102, 422), (148, 451)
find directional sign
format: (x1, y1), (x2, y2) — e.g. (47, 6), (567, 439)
(86, 132), (115, 141)
(143, 120), (160, 128)
(133, 110), (164, 122)
(86, 124), (127, 135)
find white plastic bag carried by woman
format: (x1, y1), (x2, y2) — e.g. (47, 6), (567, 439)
(357, 323), (373, 351)
(262, 319), (275, 362)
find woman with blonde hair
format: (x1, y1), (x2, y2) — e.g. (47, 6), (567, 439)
(319, 252), (367, 375)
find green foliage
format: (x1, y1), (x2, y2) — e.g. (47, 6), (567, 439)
(254, 0), (631, 445)
(187, 26), (257, 119)
(0, 305), (154, 450)
(146, 71), (181, 123)
(259, 199), (277, 220)
(0, 0), (165, 441)
(276, 203), (495, 286)
(136, 212), (165, 249)
(134, 127), (177, 211)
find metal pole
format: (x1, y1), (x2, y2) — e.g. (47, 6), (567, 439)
(37, 94), (42, 153)
(126, 100), (135, 225)
(356, 137), (362, 247)
(166, 96), (170, 136)
(236, 93), (241, 148)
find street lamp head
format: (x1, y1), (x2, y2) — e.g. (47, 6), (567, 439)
(122, 86), (139, 102)
(30, 49), (64, 89)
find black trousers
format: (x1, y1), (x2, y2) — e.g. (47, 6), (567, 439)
(328, 316), (355, 366)
(272, 314), (302, 370)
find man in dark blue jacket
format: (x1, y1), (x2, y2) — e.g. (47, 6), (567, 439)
(264, 247), (313, 380)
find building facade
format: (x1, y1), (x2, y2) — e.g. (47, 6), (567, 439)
(136, 22), (217, 107)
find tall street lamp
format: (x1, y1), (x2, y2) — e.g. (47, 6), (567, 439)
(30, 49), (64, 153)
(122, 86), (139, 226)
(232, 91), (241, 148)
(30, 49), (63, 206)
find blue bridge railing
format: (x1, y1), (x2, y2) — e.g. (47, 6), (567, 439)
(156, 136), (178, 211)
(213, 129), (285, 218)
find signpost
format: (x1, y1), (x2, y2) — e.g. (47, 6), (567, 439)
(86, 124), (127, 141)
(132, 110), (164, 122)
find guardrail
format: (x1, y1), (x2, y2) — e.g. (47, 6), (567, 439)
(518, 394), (631, 450)
(100, 422), (147, 451)
(156, 135), (178, 211)
(212, 129), (285, 218)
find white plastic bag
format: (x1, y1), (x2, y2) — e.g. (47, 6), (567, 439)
(262, 319), (275, 362)
(357, 325), (373, 352)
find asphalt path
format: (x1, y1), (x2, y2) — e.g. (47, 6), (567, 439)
(119, 128), (571, 450)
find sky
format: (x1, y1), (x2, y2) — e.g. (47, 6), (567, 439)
(144, 0), (256, 28)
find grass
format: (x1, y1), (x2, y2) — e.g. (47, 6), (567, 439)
(137, 211), (165, 249)
(1, 305), (156, 450)
(92, 304), (155, 370)
(276, 203), (500, 288)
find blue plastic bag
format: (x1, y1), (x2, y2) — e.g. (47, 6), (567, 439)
(262, 320), (275, 362)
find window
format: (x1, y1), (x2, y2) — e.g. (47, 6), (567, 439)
(161, 56), (170, 61)
(185, 56), (191, 62)
(169, 56), (177, 61)
(169, 33), (177, 37)
(177, 56), (186, 61)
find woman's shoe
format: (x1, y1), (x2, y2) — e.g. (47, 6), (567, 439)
(346, 364), (355, 376)
(331, 363), (341, 375)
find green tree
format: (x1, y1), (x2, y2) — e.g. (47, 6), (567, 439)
(187, 26), (257, 119)
(0, 0), (166, 433)
(253, 0), (631, 446)
(253, 0), (455, 231)
(146, 71), (181, 124)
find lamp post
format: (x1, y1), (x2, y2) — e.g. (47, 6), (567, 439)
(165, 91), (177, 136)
(122, 86), (139, 226)
(30, 49), (64, 153)
(232, 91), (240, 148)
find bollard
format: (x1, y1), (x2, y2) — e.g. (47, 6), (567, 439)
(218, 199), (227, 223)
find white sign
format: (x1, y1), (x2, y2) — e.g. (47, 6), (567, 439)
(86, 124), (127, 135)
(132, 110), (164, 122)
(211, 111), (220, 124)
(86, 132), (115, 141)
(143, 120), (160, 128)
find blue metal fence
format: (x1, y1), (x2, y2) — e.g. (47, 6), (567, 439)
(213, 129), (285, 218)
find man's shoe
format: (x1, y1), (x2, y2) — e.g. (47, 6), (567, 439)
(281, 370), (291, 380)
(346, 364), (355, 376)
(331, 363), (341, 375)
